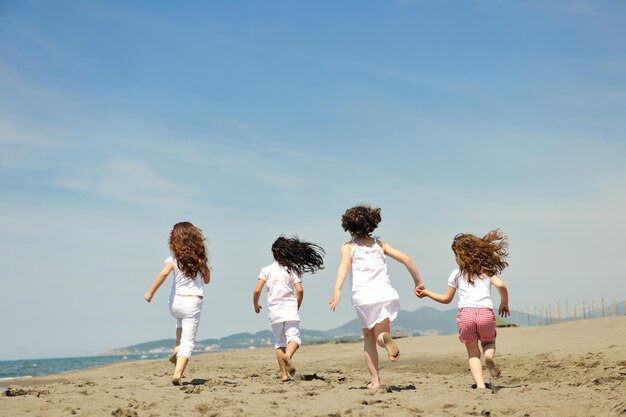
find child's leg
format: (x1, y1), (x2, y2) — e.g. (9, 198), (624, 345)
(172, 356), (188, 385)
(282, 321), (301, 376)
(285, 340), (299, 358)
(481, 340), (500, 378)
(465, 340), (486, 388)
(373, 319), (399, 362)
(282, 341), (299, 377)
(362, 327), (381, 389)
(475, 309), (499, 379)
(175, 327), (182, 347)
(172, 298), (202, 385)
(283, 321), (301, 358)
(275, 347), (289, 381)
(271, 322), (290, 381)
(169, 327), (182, 364)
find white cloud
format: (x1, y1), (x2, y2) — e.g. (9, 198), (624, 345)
(50, 158), (200, 209)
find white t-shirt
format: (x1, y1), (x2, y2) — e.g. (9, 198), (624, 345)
(258, 261), (302, 325)
(166, 256), (204, 300)
(447, 268), (493, 309)
(348, 240), (400, 307)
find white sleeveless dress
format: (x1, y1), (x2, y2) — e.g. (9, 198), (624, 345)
(348, 239), (400, 329)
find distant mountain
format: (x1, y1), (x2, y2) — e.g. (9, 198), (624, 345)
(104, 307), (531, 356)
(324, 306), (459, 337)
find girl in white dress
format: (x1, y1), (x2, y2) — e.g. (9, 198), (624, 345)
(144, 222), (211, 386)
(329, 205), (424, 389)
(253, 236), (325, 382)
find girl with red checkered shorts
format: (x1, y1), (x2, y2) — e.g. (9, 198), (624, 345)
(417, 230), (510, 389)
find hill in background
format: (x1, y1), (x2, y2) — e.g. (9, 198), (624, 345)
(105, 306), (529, 356)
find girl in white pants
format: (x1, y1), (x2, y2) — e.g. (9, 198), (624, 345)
(145, 222), (211, 385)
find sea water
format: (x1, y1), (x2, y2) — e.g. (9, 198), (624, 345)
(0, 353), (169, 383)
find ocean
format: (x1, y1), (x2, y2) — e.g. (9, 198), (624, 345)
(0, 353), (169, 384)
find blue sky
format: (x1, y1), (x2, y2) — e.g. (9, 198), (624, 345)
(1, 0), (625, 360)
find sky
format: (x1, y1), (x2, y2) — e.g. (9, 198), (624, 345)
(1, 0), (625, 360)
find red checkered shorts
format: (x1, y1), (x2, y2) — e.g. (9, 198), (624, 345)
(456, 307), (496, 343)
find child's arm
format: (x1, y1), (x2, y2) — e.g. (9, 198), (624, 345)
(201, 264), (211, 285)
(380, 242), (424, 290)
(253, 279), (265, 313)
(491, 275), (510, 317)
(144, 263), (174, 302)
(418, 287), (456, 304)
(329, 244), (352, 312)
(295, 282), (304, 310)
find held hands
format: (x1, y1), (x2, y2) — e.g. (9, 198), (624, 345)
(498, 303), (510, 317)
(329, 289), (341, 312)
(415, 284), (427, 299)
(144, 292), (153, 303)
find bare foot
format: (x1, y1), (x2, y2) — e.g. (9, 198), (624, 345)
(381, 333), (400, 362)
(485, 357), (501, 379)
(283, 354), (296, 376)
(367, 382), (380, 389)
(168, 347), (179, 365)
(281, 376), (290, 382)
(171, 376), (182, 386)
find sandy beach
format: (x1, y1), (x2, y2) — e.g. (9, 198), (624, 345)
(2, 316), (624, 417)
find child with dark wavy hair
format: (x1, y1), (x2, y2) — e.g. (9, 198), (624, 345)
(253, 236), (325, 382)
(329, 205), (424, 389)
(144, 222), (211, 385)
(417, 230), (510, 389)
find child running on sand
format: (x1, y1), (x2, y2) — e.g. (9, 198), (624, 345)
(329, 205), (424, 389)
(253, 236), (325, 382)
(144, 222), (211, 386)
(417, 230), (510, 389)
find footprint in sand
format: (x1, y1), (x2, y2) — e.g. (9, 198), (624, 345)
(181, 385), (203, 394)
(111, 407), (138, 417)
(4, 386), (28, 397)
(195, 403), (211, 414)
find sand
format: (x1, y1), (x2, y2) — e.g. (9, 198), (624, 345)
(2, 316), (625, 417)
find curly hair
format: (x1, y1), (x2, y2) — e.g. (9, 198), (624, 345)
(169, 222), (210, 280)
(272, 236), (325, 276)
(452, 229), (509, 284)
(341, 205), (382, 238)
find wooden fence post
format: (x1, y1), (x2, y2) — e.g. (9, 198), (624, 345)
(602, 297), (605, 318)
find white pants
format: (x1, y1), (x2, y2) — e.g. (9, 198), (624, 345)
(169, 296), (203, 358)
(271, 321), (301, 349)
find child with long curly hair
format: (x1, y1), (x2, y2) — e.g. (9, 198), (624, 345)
(329, 205), (424, 389)
(144, 222), (211, 385)
(253, 236), (325, 382)
(418, 230), (510, 389)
